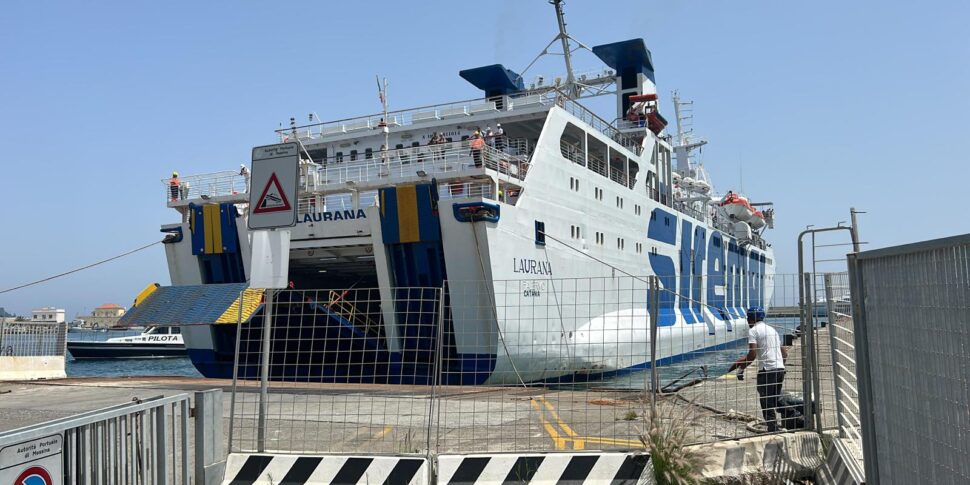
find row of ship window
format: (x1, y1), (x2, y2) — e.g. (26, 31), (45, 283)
(570, 177), (645, 216)
(568, 224), (657, 254)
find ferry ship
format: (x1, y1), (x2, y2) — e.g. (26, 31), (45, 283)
(122, 1), (775, 385)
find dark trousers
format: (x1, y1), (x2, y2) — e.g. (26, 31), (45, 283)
(169, 184), (179, 200)
(756, 368), (786, 431)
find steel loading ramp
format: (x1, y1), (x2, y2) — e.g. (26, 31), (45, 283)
(119, 283), (262, 326)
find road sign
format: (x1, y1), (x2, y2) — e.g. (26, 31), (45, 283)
(249, 142), (300, 230)
(0, 434), (62, 485)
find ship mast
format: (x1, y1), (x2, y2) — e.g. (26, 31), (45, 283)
(672, 91), (707, 173)
(519, 0), (590, 98)
(551, 0), (578, 98)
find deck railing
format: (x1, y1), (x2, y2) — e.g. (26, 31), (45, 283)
(162, 170), (248, 205)
(302, 140), (528, 191)
(277, 92), (553, 142)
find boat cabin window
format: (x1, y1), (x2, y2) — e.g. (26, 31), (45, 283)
(560, 122), (586, 166)
(170, 327), (181, 334)
(608, 148), (629, 187)
(587, 136), (608, 177)
(365, 148), (373, 159)
(336, 151), (344, 163)
(411, 142), (420, 148)
(350, 150), (358, 161)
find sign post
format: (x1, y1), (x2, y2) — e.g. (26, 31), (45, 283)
(247, 142), (300, 452)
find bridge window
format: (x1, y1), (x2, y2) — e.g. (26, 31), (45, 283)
(365, 148), (373, 159)
(350, 150), (358, 161)
(336, 151), (343, 163)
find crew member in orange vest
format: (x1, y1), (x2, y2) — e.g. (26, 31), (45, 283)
(470, 132), (485, 167)
(169, 171), (180, 201)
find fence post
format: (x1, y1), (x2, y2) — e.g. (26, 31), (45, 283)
(799, 272), (815, 431)
(823, 273), (846, 438)
(257, 288), (274, 452)
(429, 284), (447, 457)
(648, 276), (659, 417)
(154, 406), (169, 484)
(227, 289), (246, 453)
(847, 254), (879, 484)
(195, 389), (226, 485)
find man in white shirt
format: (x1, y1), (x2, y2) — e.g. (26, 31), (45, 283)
(728, 306), (788, 432)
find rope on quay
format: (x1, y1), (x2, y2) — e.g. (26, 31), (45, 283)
(0, 240), (163, 295)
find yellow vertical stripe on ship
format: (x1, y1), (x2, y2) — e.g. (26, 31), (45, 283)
(203, 204), (215, 254)
(215, 288), (266, 324)
(396, 185), (420, 243)
(211, 205), (223, 254)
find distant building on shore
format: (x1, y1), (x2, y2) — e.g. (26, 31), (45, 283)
(0, 307), (16, 325)
(31, 307), (66, 323)
(78, 304), (127, 329)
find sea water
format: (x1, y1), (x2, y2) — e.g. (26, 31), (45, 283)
(65, 318), (801, 383)
(65, 330), (201, 378)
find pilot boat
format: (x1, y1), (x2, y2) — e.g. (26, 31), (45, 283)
(67, 326), (186, 360)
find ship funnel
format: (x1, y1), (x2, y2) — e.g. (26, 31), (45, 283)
(592, 39), (656, 123)
(459, 64), (525, 98)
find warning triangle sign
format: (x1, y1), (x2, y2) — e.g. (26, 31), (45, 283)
(252, 173), (292, 214)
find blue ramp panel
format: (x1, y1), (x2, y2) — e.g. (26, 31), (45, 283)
(118, 283), (250, 327)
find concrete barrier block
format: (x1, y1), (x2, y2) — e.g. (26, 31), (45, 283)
(222, 453), (430, 485)
(437, 452), (653, 485)
(0, 356), (66, 381)
(687, 431), (824, 481)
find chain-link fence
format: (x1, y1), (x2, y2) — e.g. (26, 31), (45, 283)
(227, 274), (844, 455)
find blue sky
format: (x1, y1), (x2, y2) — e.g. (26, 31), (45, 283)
(1, 1), (967, 316)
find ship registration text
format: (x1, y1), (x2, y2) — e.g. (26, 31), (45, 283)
(512, 258), (552, 275)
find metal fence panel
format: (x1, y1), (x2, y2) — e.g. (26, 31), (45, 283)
(0, 321), (67, 380)
(850, 234), (970, 485)
(228, 274), (836, 456)
(0, 393), (206, 485)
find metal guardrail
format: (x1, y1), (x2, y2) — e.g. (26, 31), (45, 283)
(0, 391), (224, 485)
(162, 170), (248, 205)
(301, 140), (529, 191)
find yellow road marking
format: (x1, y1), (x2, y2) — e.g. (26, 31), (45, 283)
(579, 436), (645, 448)
(538, 398), (585, 450)
(530, 399), (567, 450)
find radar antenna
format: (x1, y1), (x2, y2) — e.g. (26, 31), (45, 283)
(518, 0), (589, 98)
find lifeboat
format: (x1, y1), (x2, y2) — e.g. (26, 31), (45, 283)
(719, 192), (754, 221)
(693, 179), (711, 194)
(733, 221), (752, 241)
(681, 177), (695, 191)
(749, 210), (766, 229)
